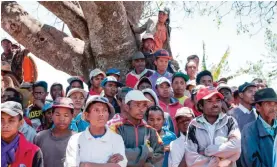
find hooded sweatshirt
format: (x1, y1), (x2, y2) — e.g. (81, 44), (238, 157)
(142, 89), (175, 133)
(126, 69), (154, 88)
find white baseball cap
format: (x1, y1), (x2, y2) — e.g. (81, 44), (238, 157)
(142, 33), (154, 40)
(1, 101), (23, 117)
(155, 77), (171, 87)
(67, 88), (87, 98)
(175, 107), (195, 119)
(89, 68), (106, 80)
(125, 90), (151, 104)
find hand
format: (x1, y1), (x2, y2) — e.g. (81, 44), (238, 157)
(217, 159), (232, 167)
(107, 153), (124, 163)
(33, 100), (44, 109)
(208, 157), (220, 166)
(164, 145), (170, 152)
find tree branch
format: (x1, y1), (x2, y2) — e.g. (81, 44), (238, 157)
(39, 1), (89, 40)
(1, 1), (85, 76)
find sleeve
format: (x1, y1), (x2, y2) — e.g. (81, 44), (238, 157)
(241, 124), (267, 167)
(64, 135), (80, 167)
(32, 149), (44, 167)
(185, 125), (211, 167)
(131, 19), (149, 34)
(113, 135), (128, 167)
(168, 139), (185, 167)
(148, 129), (164, 167)
(33, 132), (39, 146)
(125, 146), (150, 167)
(204, 117), (241, 161)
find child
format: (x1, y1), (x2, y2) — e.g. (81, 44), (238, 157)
(34, 97), (75, 167)
(146, 105), (177, 167)
(1, 101), (43, 167)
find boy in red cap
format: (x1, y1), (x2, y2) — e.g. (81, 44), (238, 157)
(185, 87), (241, 167)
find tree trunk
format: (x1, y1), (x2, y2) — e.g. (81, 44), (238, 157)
(1, 1), (144, 82)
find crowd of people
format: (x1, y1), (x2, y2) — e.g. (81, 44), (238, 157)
(1, 7), (277, 167)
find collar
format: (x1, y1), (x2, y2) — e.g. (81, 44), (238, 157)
(154, 71), (170, 77)
(238, 103), (255, 114)
(258, 115), (277, 135)
(179, 132), (186, 141)
(197, 112), (225, 125)
(84, 126), (111, 142)
(131, 69), (148, 77)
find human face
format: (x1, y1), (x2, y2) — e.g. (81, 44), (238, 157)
(157, 82), (171, 99)
(51, 85), (63, 100)
(127, 101), (148, 120)
(71, 81), (83, 89)
(143, 39), (155, 52)
(176, 116), (193, 134)
(147, 110), (164, 132)
(155, 57), (169, 73)
(104, 82), (118, 97)
(70, 92), (85, 110)
(144, 93), (155, 107)
(85, 102), (109, 128)
(219, 88), (234, 105)
(44, 109), (53, 124)
(52, 108), (73, 130)
(203, 95), (222, 117)
(33, 86), (48, 101)
(158, 11), (168, 23)
(91, 74), (104, 89)
(138, 82), (152, 91)
(2, 90), (15, 103)
(200, 76), (213, 87)
(239, 86), (257, 105)
(186, 61), (197, 79)
(133, 59), (146, 73)
(257, 101), (277, 122)
(172, 77), (186, 97)
(255, 83), (267, 90)
(187, 85), (195, 94)
(1, 40), (12, 53)
(1, 112), (23, 143)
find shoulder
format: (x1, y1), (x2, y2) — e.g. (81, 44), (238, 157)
(107, 128), (124, 142)
(35, 130), (50, 141)
(242, 120), (257, 134)
(69, 131), (84, 143)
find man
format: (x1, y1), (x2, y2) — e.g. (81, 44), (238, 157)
(66, 76), (84, 94)
(131, 7), (172, 55)
(184, 85), (204, 117)
(134, 77), (153, 91)
(217, 83), (235, 111)
(88, 68), (106, 95)
(156, 77), (183, 135)
(228, 82), (258, 131)
(65, 95), (127, 167)
(1, 87), (22, 103)
(241, 88), (277, 167)
(168, 107), (195, 167)
(172, 72), (189, 105)
(101, 76), (123, 114)
(187, 55), (200, 69)
(251, 78), (267, 90)
(185, 61), (198, 81)
(149, 49), (173, 93)
(111, 90), (164, 166)
(196, 70), (213, 87)
(50, 82), (64, 101)
(27, 81), (49, 132)
(1, 38), (14, 64)
(185, 87), (241, 167)
(126, 51), (154, 88)
(106, 68), (121, 81)
(140, 33), (156, 70)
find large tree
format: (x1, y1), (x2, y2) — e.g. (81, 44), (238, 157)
(1, 1), (144, 81)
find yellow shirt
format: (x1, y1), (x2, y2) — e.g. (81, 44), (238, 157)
(176, 96), (188, 105)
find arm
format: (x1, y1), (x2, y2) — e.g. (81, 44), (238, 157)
(64, 135), (80, 167)
(113, 136), (128, 167)
(125, 145), (151, 167)
(204, 117), (241, 161)
(148, 129), (164, 166)
(32, 149), (44, 167)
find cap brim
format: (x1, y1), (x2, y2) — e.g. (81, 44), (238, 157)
(91, 72), (106, 78)
(52, 105), (74, 110)
(254, 98), (277, 104)
(83, 99), (115, 120)
(101, 81), (123, 88)
(1, 108), (21, 117)
(157, 56), (172, 60)
(67, 90), (87, 98)
(202, 92), (224, 100)
(217, 86), (232, 92)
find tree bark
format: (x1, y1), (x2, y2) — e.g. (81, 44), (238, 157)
(39, 1), (89, 40)
(79, 1), (139, 79)
(1, 1), (85, 76)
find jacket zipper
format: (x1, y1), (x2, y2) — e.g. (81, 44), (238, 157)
(135, 125), (139, 147)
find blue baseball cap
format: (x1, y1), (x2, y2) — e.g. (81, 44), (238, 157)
(238, 82), (256, 93)
(154, 49), (172, 60)
(106, 68), (120, 76)
(42, 103), (53, 113)
(101, 76), (123, 88)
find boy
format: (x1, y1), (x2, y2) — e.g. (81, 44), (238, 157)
(34, 97), (74, 167)
(1, 101), (43, 167)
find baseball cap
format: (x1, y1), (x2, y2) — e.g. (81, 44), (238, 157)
(84, 95), (115, 117)
(172, 72), (189, 82)
(186, 80), (196, 89)
(1, 38), (12, 44)
(20, 82), (33, 89)
(238, 82), (256, 93)
(159, 7), (170, 15)
(33, 81), (48, 91)
(132, 51), (145, 60)
(142, 33), (154, 40)
(1, 61), (11, 72)
(89, 68), (106, 80)
(42, 103), (53, 113)
(52, 97), (74, 110)
(117, 87), (133, 101)
(196, 86), (224, 101)
(191, 85), (205, 95)
(217, 83), (232, 92)
(101, 76), (123, 87)
(154, 49), (172, 60)
(156, 77), (171, 87)
(1, 101), (23, 117)
(125, 90), (151, 104)
(106, 68), (120, 76)
(175, 107), (195, 119)
(67, 76), (83, 84)
(66, 88), (87, 98)
(135, 77), (152, 90)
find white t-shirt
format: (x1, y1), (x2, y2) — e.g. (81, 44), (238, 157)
(64, 126), (127, 167)
(168, 133), (186, 167)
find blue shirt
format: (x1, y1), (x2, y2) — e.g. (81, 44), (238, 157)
(258, 115), (277, 138)
(274, 136), (277, 166)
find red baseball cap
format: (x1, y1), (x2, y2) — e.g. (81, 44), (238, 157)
(196, 86), (224, 101)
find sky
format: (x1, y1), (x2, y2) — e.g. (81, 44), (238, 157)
(1, 1), (276, 90)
